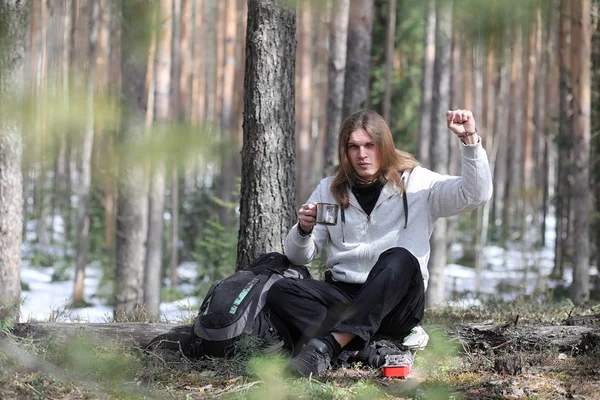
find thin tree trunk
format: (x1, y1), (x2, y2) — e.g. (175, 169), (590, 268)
(569, 0), (591, 304)
(491, 50), (511, 242)
(217, 0), (239, 225)
(417, 0), (435, 166)
(237, 0), (297, 268)
(427, 0), (452, 307)
(204, 0), (217, 124)
(191, 0), (205, 124)
(382, 0), (397, 125)
(115, 0), (153, 320)
(179, 0), (192, 119)
(214, 0), (225, 125)
(448, 29), (462, 176)
(296, 1), (312, 205)
(231, 0), (247, 144)
(503, 32), (522, 240)
(474, 46), (497, 294)
(310, 7), (328, 183)
(536, 11), (550, 248)
(73, 0), (100, 305)
(144, 0), (173, 317)
(324, 0), (349, 172)
(554, 0), (571, 277)
(169, 169), (179, 288)
(342, 0), (374, 118)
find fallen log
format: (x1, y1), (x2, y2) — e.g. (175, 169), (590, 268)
(10, 322), (194, 349)
(452, 322), (600, 354)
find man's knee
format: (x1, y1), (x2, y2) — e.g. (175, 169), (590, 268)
(375, 247), (419, 274)
(266, 278), (302, 308)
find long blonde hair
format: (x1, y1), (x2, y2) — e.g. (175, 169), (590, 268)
(331, 110), (419, 208)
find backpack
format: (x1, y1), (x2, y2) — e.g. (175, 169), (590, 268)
(192, 252), (310, 357)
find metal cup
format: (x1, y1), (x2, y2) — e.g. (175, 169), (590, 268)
(316, 203), (339, 225)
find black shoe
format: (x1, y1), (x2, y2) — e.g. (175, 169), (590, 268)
(354, 344), (402, 368)
(289, 339), (331, 377)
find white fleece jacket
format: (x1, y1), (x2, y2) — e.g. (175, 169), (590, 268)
(284, 141), (493, 290)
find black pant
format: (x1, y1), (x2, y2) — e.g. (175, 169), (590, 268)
(266, 247), (425, 352)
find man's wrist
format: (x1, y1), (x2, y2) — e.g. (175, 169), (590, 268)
(459, 128), (479, 145)
(297, 223), (312, 237)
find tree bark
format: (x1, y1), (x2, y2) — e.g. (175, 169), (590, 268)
(10, 323), (191, 349)
(73, 0), (100, 305)
(417, 0), (436, 167)
(554, 0), (571, 278)
(204, 0), (217, 124)
(342, 0), (374, 118)
(454, 321), (600, 354)
(382, 0), (397, 125)
(217, 0), (240, 226)
(324, 0), (349, 172)
(179, 0), (192, 120)
(191, 0), (206, 125)
(237, 0), (297, 268)
(169, 169), (180, 288)
(426, 0), (452, 307)
(115, 0), (153, 320)
(295, 1), (312, 205)
(145, 0), (173, 317)
(0, 0), (27, 321)
(569, 0), (591, 304)
(503, 33), (523, 241)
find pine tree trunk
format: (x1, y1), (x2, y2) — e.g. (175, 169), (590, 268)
(569, 0), (591, 304)
(73, 0), (100, 305)
(324, 0), (349, 172)
(417, 0), (435, 167)
(491, 53), (511, 240)
(204, 0), (217, 124)
(503, 33), (523, 240)
(426, 0), (452, 307)
(169, 169), (180, 288)
(0, 0), (27, 321)
(554, 0), (571, 278)
(191, 0), (206, 124)
(115, 0), (153, 320)
(217, 0), (239, 225)
(536, 12), (549, 248)
(237, 0), (297, 268)
(296, 1), (312, 205)
(179, 0), (192, 119)
(448, 30), (462, 176)
(342, 0), (374, 118)
(310, 7), (328, 183)
(144, 0), (173, 317)
(232, 0), (247, 144)
(214, 0), (225, 124)
(382, 0), (397, 125)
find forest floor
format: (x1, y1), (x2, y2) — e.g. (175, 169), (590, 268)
(1, 298), (599, 400)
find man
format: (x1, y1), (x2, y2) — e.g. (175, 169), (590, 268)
(267, 109), (492, 376)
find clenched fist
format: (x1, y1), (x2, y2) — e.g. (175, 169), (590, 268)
(446, 109), (479, 144)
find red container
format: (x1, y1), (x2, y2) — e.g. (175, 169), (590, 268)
(381, 364), (411, 378)
(380, 352), (412, 378)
